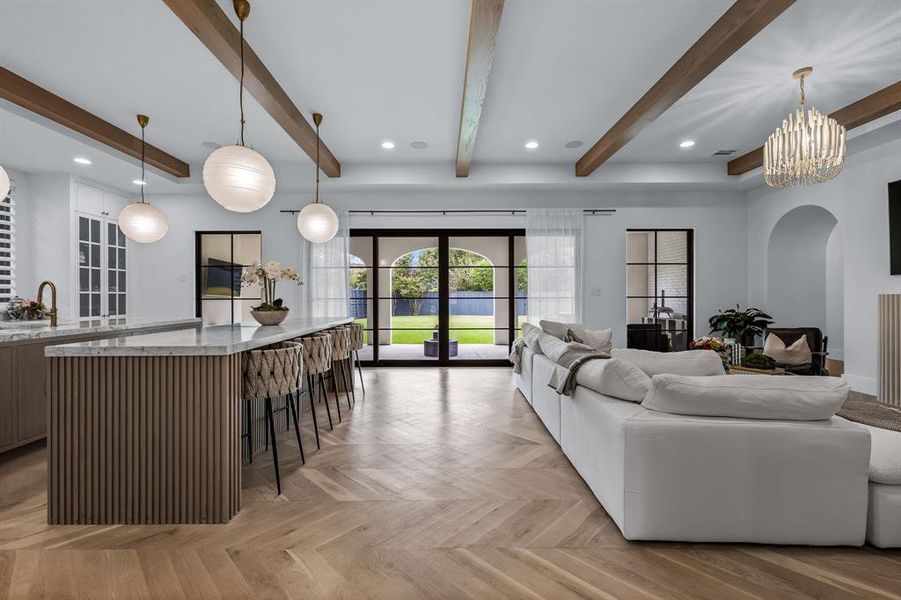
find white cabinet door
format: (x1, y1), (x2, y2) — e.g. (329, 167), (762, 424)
(102, 191), (127, 218)
(75, 183), (104, 217)
(76, 213), (127, 318)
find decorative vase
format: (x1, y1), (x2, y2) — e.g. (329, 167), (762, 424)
(250, 309), (289, 326)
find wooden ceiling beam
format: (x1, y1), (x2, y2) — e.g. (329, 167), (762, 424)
(164, 0), (341, 177)
(728, 80), (901, 175)
(0, 66), (190, 178)
(455, 0), (505, 178)
(575, 0), (795, 177)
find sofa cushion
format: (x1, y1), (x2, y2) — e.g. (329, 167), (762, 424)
(521, 322), (543, 354)
(576, 357), (650, 403)
(540, 320), (613, 353)
(764, 333), (812, 366)
(642, 374), (848, 421)
(610, 348), (725, 377)
(864, 425), (901, 484)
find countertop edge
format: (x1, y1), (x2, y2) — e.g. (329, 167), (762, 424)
(2, 317), (202, 345)
(44, 317), (353, 357)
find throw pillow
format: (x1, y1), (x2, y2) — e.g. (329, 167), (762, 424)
(610, 348), (725, 376)
(763, 333), (812, 366)
(540, 320), (613, 353)
(575, 357), (650, 403)
(641, 373), (848, 421)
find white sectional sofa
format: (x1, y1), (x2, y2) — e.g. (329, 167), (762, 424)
(514, 346), (874, 546)
(862, 425), (901, 548)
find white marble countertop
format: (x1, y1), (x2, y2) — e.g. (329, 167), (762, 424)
(44, 317), (353, 357)
(0, 317), (201, 345)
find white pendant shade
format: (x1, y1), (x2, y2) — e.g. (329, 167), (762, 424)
(203, 145), (276, 213)
(118, 202), (168, 244)
(297, 202), (339, 243)
(0, 165), (10, 200)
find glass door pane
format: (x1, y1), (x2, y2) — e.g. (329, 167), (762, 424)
(448, 236), (510, 361)
(196, 232), (261, 325)
(377, 236), (439, 361)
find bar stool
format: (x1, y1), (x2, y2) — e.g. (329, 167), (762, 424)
(242, 341), (304, 496)
(327, 327), (354, 411)
(298, 332), (334, 448)
(344, 322), (366, 396)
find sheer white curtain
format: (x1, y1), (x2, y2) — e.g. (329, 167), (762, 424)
(526, 208), (584, 324)
(307, 209), (351, 318)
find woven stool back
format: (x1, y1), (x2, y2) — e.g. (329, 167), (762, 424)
(300, 333), (332, 375)
(242, 341), (303, 400)
(329, 327), (352, 360)
(344, 323), (364, 351)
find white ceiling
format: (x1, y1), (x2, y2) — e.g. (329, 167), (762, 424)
(616, 0), (901, 163)
(1, 0), (899, 195)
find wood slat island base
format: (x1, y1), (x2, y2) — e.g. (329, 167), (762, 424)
(48, 354), (241, 524)
(44, 317), (351, 525)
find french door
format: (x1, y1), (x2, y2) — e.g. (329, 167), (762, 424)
(350, 229), (526, 366)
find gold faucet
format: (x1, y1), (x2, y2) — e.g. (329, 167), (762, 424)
(37, 280), (58, 327)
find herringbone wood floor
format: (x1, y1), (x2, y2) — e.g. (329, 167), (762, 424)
(1, 367), (900, 599)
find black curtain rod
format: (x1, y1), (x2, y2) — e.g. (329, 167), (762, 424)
(279, 208), (616, 215)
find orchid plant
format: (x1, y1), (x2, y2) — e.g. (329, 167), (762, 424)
(241, 260), (301, 312)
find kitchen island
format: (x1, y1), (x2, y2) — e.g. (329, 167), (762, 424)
(0, 317), (201, 454)
(43, 316), (352, 525)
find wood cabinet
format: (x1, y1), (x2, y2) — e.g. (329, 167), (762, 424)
(0, 320), (200, 454)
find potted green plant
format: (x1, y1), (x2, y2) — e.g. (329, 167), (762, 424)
(241, 260), (301, 326)
(7, 297), (48, 322)
(708, 305), (773, 348)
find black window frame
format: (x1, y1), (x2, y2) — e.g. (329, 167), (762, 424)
(626, 228), (694, 351)
(195, 230), (262, 325)
(351, 228), (526, 367)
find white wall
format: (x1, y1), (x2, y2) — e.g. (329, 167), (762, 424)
(747, 135), (901, 393)
(126, 190), (747, 352)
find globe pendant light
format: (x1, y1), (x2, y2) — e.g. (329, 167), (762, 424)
(0, 165), (9, 201)
(202, 0), (275, 213)
(118, 115), (168, 244)
(764, 67), (846, 188)
(297, 113), (339, 243)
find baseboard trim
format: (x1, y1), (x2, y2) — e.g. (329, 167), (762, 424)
(842, 373), (877, 396)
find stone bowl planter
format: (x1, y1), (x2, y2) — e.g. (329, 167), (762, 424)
(250, 309), (289, 326)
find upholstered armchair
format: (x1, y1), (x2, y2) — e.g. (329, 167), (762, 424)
(764, 327), (829, 375)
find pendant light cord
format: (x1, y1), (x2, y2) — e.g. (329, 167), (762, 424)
(140, 125), (146, 203)
(798, 73), (806, 107)
(315, 121), (320, 203)
(239, 18), (246, 146)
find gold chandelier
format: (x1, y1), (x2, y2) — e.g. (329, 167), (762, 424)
(764, 67), (845, 188)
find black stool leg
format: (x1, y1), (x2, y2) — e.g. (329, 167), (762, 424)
(307, 374), (321, 449)
(355, 349), (365, 396)
(344, 358), (355, 409)
(318, 373), (334, 430)
(287, 390), (305, 464)
(330, 367), (343, 423)
(265, 397), (282, 496)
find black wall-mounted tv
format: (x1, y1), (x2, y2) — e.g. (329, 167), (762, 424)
(890, 180), (901, 275)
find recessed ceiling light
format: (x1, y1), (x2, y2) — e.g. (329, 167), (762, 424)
(133, 179), (147, 186)
(73, 156), (92, 165)
(679, 140), (696, 148)
(564, 140), (583, 148)
(524, 140), (539, 150)
(410, 141), (429, 150)
(381, 141), (395, 150)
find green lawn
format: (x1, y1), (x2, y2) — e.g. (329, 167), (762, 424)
(354, 315), (528, 344)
